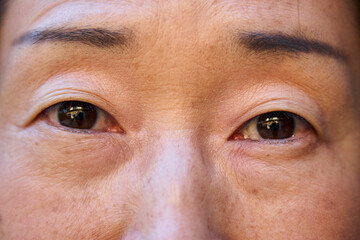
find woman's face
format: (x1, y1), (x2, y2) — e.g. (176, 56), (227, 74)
(0, 0), (359, 239)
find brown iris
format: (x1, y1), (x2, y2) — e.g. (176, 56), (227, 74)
(58, 101), (98, 129)
(256, 111), (295, 139)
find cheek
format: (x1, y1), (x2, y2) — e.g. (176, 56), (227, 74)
(0, 173), (135, 239)
(216, 145), (360, 239)
(274, 175), (360, 239)
(5, 122), (133, 183)
(0, 136), (140, 239)
(0, 126), (138, 238)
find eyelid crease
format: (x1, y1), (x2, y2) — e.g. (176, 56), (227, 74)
(24, 90), (121, 128)
(23, 73), (137, 132)
(226, 97), (324, 141)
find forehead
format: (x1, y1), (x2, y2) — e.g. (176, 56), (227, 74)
(2, 0), (354, 36)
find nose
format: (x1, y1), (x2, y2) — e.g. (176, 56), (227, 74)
(122, 133), (221, 240)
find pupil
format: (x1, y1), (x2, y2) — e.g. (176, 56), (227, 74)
(256, 112), (295, 139)
(58, 101), (98, 129)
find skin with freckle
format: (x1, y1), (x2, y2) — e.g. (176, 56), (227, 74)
(0, 0), (359, 239)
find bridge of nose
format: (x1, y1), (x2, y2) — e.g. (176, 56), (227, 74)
(122, 133), (220, 239)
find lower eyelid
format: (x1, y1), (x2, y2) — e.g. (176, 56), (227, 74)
(229, 132), (318, 163)
(246, 134), (309, 144)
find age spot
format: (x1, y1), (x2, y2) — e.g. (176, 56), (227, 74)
(252, 189), (259, 195)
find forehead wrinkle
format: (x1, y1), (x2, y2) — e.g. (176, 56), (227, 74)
(10, 0), (148, 30)
(208, 0), (298, 14)
(23, 0), (70, 27)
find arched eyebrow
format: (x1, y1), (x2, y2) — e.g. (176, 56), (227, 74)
(238, 32), (347, 62)
(13, 27), (133, 48)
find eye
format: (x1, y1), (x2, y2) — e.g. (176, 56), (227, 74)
(230, 111), (312, 141)
(43, 101), (121, 133)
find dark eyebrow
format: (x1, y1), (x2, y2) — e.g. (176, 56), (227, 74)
(13, 27), (133, 48)
(238, 32), (346, 62)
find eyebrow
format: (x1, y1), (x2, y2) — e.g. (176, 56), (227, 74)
(14, 27), (132, 48)
(13, 27), (346, 62)
(238, 32), (346, 62)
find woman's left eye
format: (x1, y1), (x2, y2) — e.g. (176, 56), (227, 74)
(43, 101), (120, 133)
(230, 111), (312, 141)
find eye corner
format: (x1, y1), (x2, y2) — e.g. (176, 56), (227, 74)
(228, 132), (244, 141)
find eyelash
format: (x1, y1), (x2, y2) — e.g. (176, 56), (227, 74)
(41, 101), (313, 146)
(42, 101), (121, 133)
(229, 111), (313, 143)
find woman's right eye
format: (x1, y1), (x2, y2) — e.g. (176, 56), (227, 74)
(43, 101), (121, 133)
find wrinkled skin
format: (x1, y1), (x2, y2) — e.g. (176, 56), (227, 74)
(0, 0), (360, 239)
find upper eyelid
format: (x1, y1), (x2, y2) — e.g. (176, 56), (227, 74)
(25, 90), (119, 127)
(44, 101), (105, 117)
(220, 83), (325, 136)
(247, 112), (309, 124)
(26, 86), (133, 133)
(245, 111), (312, 129)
